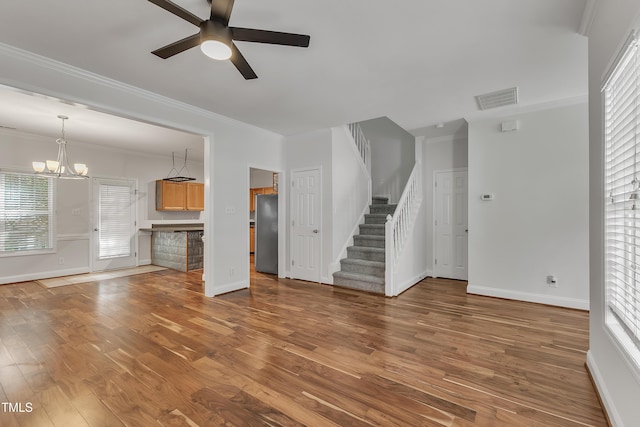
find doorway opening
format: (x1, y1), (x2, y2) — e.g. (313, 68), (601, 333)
(249, 167), (279, 275)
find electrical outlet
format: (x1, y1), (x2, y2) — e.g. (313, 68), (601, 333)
(58, 257), (64, 265)
(225, 206), (236, 214)
(547, 275), (558, 288)
(229, 267), (235, 277)
(71, 208), (81, 216)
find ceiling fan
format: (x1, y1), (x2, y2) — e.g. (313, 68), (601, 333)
(147, 0), (311, 79)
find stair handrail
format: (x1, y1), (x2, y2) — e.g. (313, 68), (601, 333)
(348, 122), (372, 178)
(385, 161), (422, 296)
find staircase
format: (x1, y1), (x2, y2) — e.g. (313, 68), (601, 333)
(332, 196), (396, 294)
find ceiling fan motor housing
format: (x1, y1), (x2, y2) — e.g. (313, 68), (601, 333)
(200, 20), (232, 47)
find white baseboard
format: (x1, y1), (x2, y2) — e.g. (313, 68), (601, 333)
(138, 259), (151, 266)
(0, 267), (91, 285)
(395, 269), (431, 295)
(212, 280), (248, 296)
(586, 351), (622, 427)
(467, 284), (589, 310)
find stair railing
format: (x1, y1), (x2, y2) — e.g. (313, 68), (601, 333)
(348, 122), (372, 177)
(385, 161), (422, 296)
(330, 123), (373, 279)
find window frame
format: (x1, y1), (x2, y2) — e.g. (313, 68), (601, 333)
(602, 30), (640, 377)
(0, 170), (56, 257)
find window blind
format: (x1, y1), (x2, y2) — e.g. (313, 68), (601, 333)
(0, 172), (54, 254)
(98, 183), (132, 259)
(604, 32), (640, 358)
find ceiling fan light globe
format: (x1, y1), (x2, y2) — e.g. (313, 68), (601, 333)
(200, 40), (232, 60)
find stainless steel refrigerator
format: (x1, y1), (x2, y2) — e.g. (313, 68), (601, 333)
(255, 193), (278, 274)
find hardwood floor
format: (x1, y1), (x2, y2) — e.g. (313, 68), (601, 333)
(0, 269), (606, 426)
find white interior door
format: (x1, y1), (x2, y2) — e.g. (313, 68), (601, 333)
(290, 168), (321, 282)
(435, 170), (468, 280)
(92, 178), (136, 272)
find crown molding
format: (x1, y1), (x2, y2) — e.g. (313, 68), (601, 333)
(578, 0), (597, 37)
(0, 42), (279, 137)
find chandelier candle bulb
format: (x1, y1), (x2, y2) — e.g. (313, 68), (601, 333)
(32, 115), (89, 179)
(46, 160), (59, 172)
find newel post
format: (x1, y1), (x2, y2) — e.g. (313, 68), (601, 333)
(385, 214), (394, 297)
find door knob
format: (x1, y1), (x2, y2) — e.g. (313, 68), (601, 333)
(94, 228), (99, 231)
(313, 229), (319, 233)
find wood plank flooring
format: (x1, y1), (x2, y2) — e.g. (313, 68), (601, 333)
(0, 268), (606, 426)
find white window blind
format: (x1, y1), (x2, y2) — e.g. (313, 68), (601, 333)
(0, 172), (54, 254)
(604, 31), (640, 364)
(98, 183), (132, 259)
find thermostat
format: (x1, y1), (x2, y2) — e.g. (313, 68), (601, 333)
(481, 194), (494, 201)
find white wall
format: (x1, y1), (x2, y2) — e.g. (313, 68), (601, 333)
(216, 136), (285, 295)
(588, 2), (640, 426)
(0, 128), (204, 284)
(421, 134), (468, 275)
(330, 126), (371, 276)
(285, 129), (333, 282)
(0, 42), (284, 296)
(467, 103), (589, 310)
(359, 117), (415, 203)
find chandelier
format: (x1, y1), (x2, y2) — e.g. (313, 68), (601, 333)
(32, 115), (88, 179)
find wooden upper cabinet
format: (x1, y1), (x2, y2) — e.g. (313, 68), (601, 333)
(156, 180), (204, 211)
(249, 186), (278, 211)
(156, 180), (186, 211)
(186, 182), (204, 211)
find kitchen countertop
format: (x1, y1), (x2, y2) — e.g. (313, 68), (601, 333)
(139, 223), (204, 232)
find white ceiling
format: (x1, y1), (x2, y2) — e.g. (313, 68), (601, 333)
(0, 0), (589, 154)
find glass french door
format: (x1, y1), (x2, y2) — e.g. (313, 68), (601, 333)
(92, 178), (136, 272)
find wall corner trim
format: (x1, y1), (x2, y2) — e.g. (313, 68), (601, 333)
(586, 351), (621, 427)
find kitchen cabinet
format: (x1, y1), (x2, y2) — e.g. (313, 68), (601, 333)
(186, 182), (204, 211)
(249, 225), (255, 254)
(156, 180), (204, 211)
(156, 180), (186, 211)
(249, 186), (277, 211)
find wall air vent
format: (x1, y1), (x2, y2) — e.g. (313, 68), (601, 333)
(475, 87), (519, 110)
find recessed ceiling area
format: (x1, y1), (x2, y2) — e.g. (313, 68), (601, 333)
(0, 0), (589, 138)
(0, 85), (205, 161)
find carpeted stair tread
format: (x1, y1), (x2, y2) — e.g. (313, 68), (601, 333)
(347, 246), (385, 254)
(369, 204), (398, 214)
(332, 196), (397, 295)
(333, 271), (385, 285)
(371, 196), (389, 204)
(355, 234), (384, 241)
(365, 213), (388, 224)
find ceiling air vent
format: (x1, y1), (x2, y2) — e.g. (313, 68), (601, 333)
(475, 87), (519, 110)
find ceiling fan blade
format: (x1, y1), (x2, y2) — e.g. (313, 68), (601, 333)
(209, 0), (235, 25)
(230, 43), (257, 80)
(152, 33), (201, 59)
(231, 27), (310, 47)
(147, 0), (203, 26)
